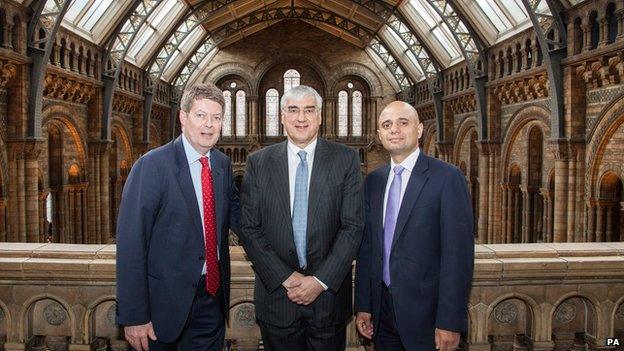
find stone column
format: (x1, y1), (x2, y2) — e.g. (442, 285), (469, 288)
(501, 184), (508, 243)
(68, 186), (75, 243)
(595, 202), (604, 242)
(599, 18), (609, 47)
(586, 200), (596, 242)
(0, 199), (5, 241)
(541, 189), (548, 242)
(567, 148), (577, 242)
(547, 194), (554, 242)
(582, 25), (592, 52)
(25, 145), (41, 243)
(552, 142), (568, 242)
(38, 190), (47, 242)
(521, 188), (529, 243)
(620, 201), (624, 241)
(17, 154), (26, 242)
(605, 205), (613, 242)
(514, 190), (521, 243)
(617, 9), (624, 39)
(248, 95), (258, 137)
(507, 187), (514, 243)
(488, 145), (499, 243)
(531, 45), (539, 68)
(477, 142), (490, 244)
(99, 141), (112, 243)
(7, 153), (18, 241)
(324, 97), (336, 139)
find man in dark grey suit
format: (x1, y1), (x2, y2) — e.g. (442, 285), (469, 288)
(239, 85), (363, 351)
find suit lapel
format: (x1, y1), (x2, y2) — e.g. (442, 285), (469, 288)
(373, 165), (390, 251)
(174, 137), (203, 236)
(210, 153), (224, 248)
(391, 153), (429, 249)
(307, 139), (330, 232)
(269, 142), (294, 236)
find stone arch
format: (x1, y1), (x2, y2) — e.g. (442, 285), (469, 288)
(149, 123), (160, 150)
(0, 298), (11, 343)
(203, 63), (255, 91)
(486, 293), (541, 348)
(328, 62), (384, 97)
(501, 104), (550, 182)
(453, 116), (477, 164)
(41, 104), (88, 171)
(586, 93), (624, 199)
(253, 49), (331, 96)
(111, 120), (133, 169)
(548, 292), (601, 349)
(84, 295), (119, 345)
(422, 120), (437, 157)
(611, 295), (624, 339)
(18, 294), (78, 343)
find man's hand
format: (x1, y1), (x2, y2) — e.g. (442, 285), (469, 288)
(355, 312), (374, 339)
(125, 322), (157, 351)
(286, 276), (324, 305)
(435, 328), (460, 351)
(282, 271), (304, 290)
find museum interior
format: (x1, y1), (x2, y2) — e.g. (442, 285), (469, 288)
(1, 0), (624, 350)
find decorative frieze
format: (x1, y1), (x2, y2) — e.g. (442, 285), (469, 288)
(492, 73), (549, 105)
(43, 72), (96, 104)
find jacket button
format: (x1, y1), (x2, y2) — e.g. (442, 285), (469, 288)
(199, 256), (204, 261)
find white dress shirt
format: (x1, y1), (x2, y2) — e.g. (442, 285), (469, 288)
(383, 148), (421, 224)
(181, 134), (219, 275)
(286, 139), (327, 290)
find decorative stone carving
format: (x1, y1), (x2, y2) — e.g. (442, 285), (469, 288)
(554, 302), (577, 324)
(107, 304), (117, 326)
(493, 301), (518, 324)
(43, 72), (96, 104)
(492, 73), (549, 105)
(234, 303), (256, 328)
(0, 61), (17, 88)
(0, 308), (4, 321)
(43, 301), (67, 326)
(616, 303), (624, 321)
(112, 93), (141, 115)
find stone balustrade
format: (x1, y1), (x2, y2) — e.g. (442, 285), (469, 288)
(0, 242), (624, 350)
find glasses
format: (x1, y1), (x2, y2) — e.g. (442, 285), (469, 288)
(285, 106), (318, 117)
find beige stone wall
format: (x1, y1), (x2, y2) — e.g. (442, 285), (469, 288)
(2, 243), (624, 350)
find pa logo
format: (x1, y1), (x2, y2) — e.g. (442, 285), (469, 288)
(606, 338), (620, 346)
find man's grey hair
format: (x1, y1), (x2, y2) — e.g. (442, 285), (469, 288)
(280, 85), (323, 111)
(180, 83), (225, 113)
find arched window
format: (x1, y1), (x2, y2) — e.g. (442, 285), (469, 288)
(607, 3), (617, 44)
(590, 11), (599, 49)
(222, 90), (232, 137)
(235, 90), (246, 136)
(337, 90), (348, 137)
(352, 90), (362, 137)
(265, 88), (280, 136)
(284, 69), (300, 92)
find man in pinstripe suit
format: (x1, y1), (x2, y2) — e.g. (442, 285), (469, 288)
(239, 85), (364, 351)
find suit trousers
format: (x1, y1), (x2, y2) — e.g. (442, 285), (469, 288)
(257, 304), (347, 351)
(375, 284), (407, 351)
(148, 275), (225, 351)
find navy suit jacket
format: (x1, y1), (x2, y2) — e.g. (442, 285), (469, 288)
(355, 152), (474, 350)
(116, 136), (240, 343)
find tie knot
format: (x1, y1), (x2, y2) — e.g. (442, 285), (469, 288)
(199, 156), (209, 167)
(298, 150), (307, 162)
(393, 165), (404, 175)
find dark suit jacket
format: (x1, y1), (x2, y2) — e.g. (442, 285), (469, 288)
(355, 152), (474, 350)
(116, 136), (240, 343)
(239, 138), (364, 327)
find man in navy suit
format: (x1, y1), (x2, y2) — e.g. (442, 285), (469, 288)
(116, 83), (240, 351)
(354, 101), (474, 351)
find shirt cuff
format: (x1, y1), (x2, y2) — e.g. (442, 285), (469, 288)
(313, 276), (328, 290)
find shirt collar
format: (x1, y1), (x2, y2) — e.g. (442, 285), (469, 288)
(390, 147), (420, 173)
(287, 138), (318, 160)
(181, 133), (210, 165)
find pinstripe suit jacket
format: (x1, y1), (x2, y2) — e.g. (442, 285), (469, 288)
(239, 138), (364, 327)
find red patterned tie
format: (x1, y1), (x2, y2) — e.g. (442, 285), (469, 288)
(199, 156), (220, 296)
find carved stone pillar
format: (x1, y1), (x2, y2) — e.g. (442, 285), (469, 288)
(521, 187), (529, 243)
(582, 25), (592, 52)
(513, 190), (521, 243)
(599, 18), (609, 47)
(507, 186), (514, 243)
(552, 141), (568, 242)
(531, 45), (539, 68)
(606, 205), (613, 242)
(586, 199), (596, 242)
(26, 143), (42, 242)
(99, 141), (112, 244)
(547, 194), (554, 242)
(87, 143), (101, 244)
(324, 97), (336, 138)
(501, 184), (508, 243)
(567, 148), (577, 242)
(477, 142), (490, 244)
(68, 186), (75, 243)
(595, 202), (604, 242)
(17, 153), (26, 242)
(0, 199), (5, 242)
(250, 95), (259, 137)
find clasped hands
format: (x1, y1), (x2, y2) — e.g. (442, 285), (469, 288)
(282, 271), (324, 305)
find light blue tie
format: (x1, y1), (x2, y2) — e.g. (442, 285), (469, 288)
(292, 150), (308, 268)
(383, 165), (404, 286)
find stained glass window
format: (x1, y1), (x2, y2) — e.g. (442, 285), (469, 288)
(235, 90), (246, 137)
(266, 89), (280, 136)
(338, 90), (348, 137)
(352, 91), (362, 137)
(222, 91), (232, 137)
